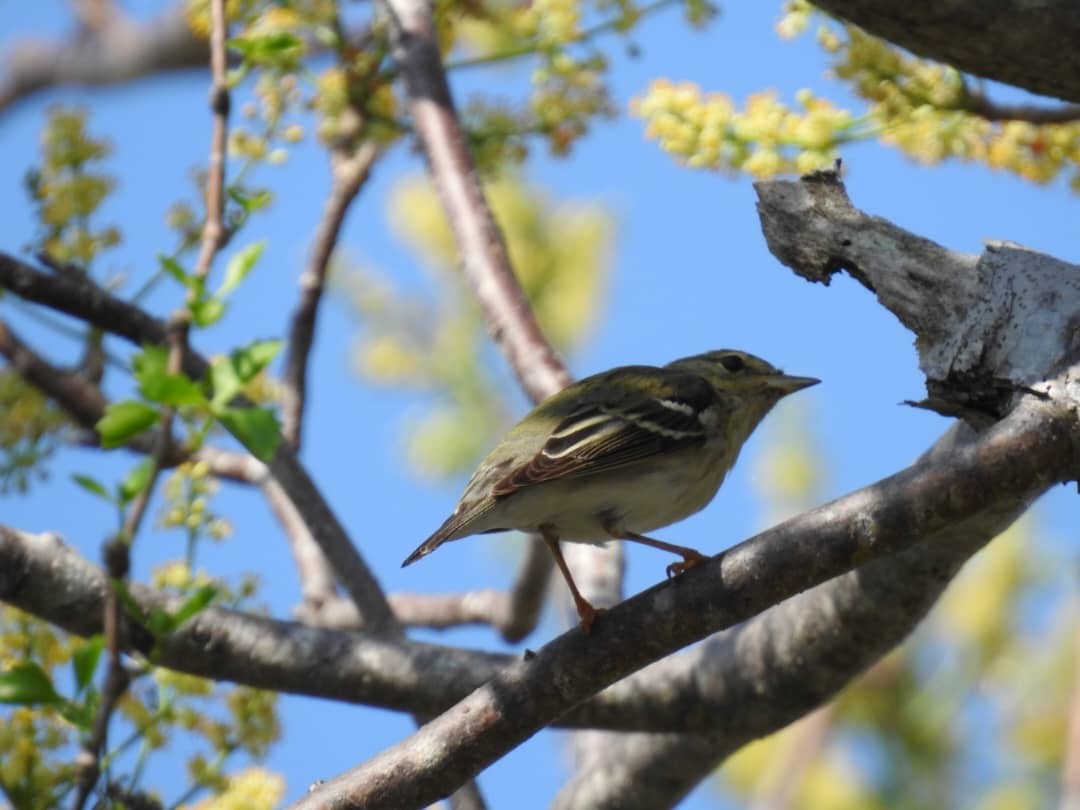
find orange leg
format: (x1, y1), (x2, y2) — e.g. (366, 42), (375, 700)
(539, 525), (599, 634)
(611, 529), (709, 578)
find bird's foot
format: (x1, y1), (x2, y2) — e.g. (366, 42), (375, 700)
(666, 549), (709, 579)
(575, 599), (605, 635)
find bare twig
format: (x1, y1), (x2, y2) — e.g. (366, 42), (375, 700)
(72, 316), (186, 810)
(383, 536), (552, 641)
(959, 86), (1080, 124)
(282, 142), (378, 448)
(191, 0), (230, 286)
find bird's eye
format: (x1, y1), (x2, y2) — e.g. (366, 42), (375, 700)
(720, 354), (744, 373)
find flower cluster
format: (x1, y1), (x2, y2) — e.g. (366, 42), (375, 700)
(25, 108), (120, 266)
(159, 460), (232, 542)
(633, 79), (854, 176)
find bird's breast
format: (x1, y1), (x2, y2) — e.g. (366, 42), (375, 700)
(489, 440), (737, 542)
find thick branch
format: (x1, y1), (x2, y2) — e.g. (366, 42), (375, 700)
(755, 172), (1080, 421)
(0, 4), (207, 113)
(296, 397), (1077, 808)
(553, 426), (1031, 807)
(813, 0), (1080, 104)
(0, 409), (1062, 755)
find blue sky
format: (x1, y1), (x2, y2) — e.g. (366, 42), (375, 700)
(1, 1), (1078, 807)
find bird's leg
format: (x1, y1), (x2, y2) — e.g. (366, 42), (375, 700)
(610, 528), (709, 578)
(539, 525), (599, 634)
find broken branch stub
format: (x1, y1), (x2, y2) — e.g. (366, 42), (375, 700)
(754, 170), (1080, 424)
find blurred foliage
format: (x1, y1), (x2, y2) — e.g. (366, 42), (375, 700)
(186, 0), (716, 172)
(718, 409), (1076, 809)
(0, 553), (277, 809)
(23, 107), (120, 267)
(636, 0), (1080, 188)
(341, 173), (613, 478)
(0, 371), (67, 495)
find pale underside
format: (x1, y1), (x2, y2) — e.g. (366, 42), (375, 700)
(448, 435), (739, 543)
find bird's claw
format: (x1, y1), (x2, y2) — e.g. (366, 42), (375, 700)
(666, 551), (708, 579)
(578, 604), (606, 635)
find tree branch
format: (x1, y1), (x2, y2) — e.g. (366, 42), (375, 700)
(381, 0), (570, 401)
(0, 4), (207, 114)
(959, 85), (1080, 124)
(812, 0), (1080, 104)
(295, 395), (1077, 807)
(190, 0), (229, 285)
(282, 142), (378, 449)
(387, 536), (552, 641)
(0, 251), (398, 633)
(73, 315), (186, 809)
(0, 318), (106, 427)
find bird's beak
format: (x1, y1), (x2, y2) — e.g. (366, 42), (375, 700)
(767, 374), (820, 394)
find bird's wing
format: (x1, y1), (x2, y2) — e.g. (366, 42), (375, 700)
(491, 370), (715, 498)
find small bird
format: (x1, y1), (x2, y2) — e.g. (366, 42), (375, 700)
(403, 349), (818, 633)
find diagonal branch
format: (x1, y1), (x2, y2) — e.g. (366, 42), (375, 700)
(0, 318), (107, 427)
(0, 420), (1052, 744)
(282, 142), (379, 449)
(295, 396), (1078, 808)
(381, 0), (570, 401)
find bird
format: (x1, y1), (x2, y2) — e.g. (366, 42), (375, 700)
(402, 349), (819, 633)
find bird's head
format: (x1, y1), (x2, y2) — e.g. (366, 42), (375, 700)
(666, 349), (819, 402)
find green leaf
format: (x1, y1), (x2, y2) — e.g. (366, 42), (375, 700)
(215, 406), (282, 461)
(134, 346), (206, 407)
(228, 32), (304, 64)
(147, 606), (175, 637)
(209, 338), (282, 407)
(227, 187), (273, 214)
(59, 693), (98, 731)
(72, 637), (104, 692)
(217, 240), (265, 299)
(72, 473), (113, 503)
(0, 663), (63, 705)
(210, 355), (243, 407)
(232, 338), (282, 382)
(158, 255), (199, 291)
(118, 459), (154, 506)
(171, 585), (219, 628)
(190, 297), (227, 328)
(97, 401), (160, 448)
